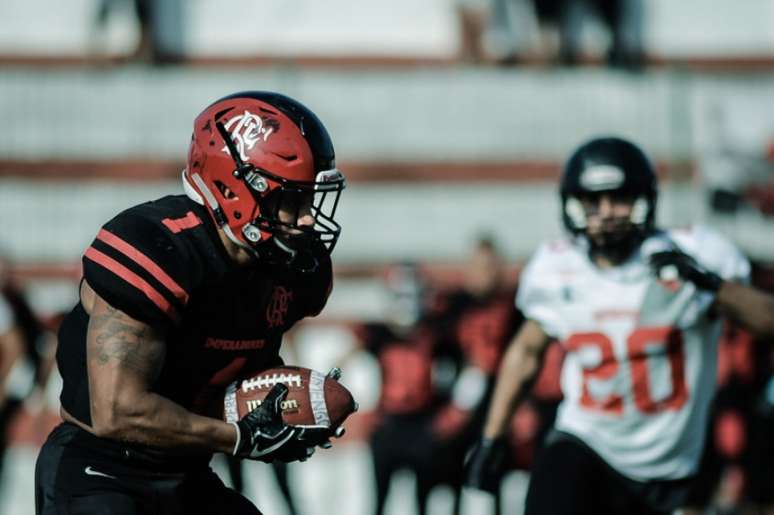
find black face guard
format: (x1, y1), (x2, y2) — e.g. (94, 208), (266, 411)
(216, 121), (345, 272)
(253, 170), (345, 251)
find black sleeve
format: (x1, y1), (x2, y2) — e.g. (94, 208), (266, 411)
(82, 208), (197, 329)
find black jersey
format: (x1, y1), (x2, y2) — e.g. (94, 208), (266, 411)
(57, 195), (332, 426)
(355, 321), (461, 415)
(437, 289), (522, 376)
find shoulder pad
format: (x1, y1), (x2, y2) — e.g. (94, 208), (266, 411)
(82, 205), (199, 327)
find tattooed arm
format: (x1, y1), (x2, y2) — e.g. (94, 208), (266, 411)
(79, 282), (237, 453)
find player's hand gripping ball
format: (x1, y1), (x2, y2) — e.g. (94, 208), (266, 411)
(223, 366), (357, 449)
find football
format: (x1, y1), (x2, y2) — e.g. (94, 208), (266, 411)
(222, 366), (357, 430)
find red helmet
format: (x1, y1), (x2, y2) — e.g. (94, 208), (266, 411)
(183, 91), (345, 269)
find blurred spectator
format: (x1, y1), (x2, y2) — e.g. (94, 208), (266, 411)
(478, 0), (644, 68)
(349, 262), (464, 515)
(456, 0), (490, 63)
(552, 0), (644, 68)
(94, 0), (186, 64)
(482, 0), (539, 64)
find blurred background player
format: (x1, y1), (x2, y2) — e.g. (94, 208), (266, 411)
(34, 91), (348, 515)
(0, 276), (26, 500)
(0, 253), (58, 504)
(465, 136), (774, 514)
(348, 261), (465, 515)
(443, 235), (565, 506)
(431, 235), (524, 512)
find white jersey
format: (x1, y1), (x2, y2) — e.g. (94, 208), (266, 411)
(517, 225), (750, 481)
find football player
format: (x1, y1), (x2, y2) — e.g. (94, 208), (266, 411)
(0, 291), (25, 444)
(0, 254), (56, 492)
(34, 91), (346, 515)
(465, 136), (774, 514)
(351, 262), (464, 515)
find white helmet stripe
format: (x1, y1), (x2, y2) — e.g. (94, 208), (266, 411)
(181, 170), (205, 205)
(191, 172), (221, 211)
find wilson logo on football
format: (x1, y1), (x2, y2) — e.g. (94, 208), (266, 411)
(266, 286), (293, 328)
(221, 110), (280, 162)
(245, 398), (300, 412)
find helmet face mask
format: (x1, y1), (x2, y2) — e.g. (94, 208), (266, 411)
(560, 137), (657, 263)
(250, 171), (344, 256)
(184, 91), (345, 271)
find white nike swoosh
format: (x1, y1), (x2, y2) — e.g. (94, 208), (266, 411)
(84, 466), (117, 479)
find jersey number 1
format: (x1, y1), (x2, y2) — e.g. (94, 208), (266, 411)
(564, 327), (687, 415)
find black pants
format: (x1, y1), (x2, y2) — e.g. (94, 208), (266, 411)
(525, 430), (694, 515)
(35, 423), (260, 515)
(0, 398), (22, 488)
(370, 414), (464, 515)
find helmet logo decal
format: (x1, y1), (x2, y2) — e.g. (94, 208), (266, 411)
(221, 110), (279, 162)
(579, 165), (625, 191)
(266, 286), (293, 328)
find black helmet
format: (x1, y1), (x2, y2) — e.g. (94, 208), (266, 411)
(560, 136), (657, 235)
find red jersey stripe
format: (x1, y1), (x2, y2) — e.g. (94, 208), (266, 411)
(162, 211), (202, 234)
(96, 229), (189, 305)
(84, 247), (180, 323)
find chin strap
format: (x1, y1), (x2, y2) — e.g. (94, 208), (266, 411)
(263, 238), (320, 275)
(183, 169), (263, 260)
(182, 169), (205, 205)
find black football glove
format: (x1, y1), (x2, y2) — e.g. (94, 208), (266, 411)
(231, 383), (299, 461)
(649, 249), (723, 292)
(464, 436), (506, 494)
(269, 436), (317, 463)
